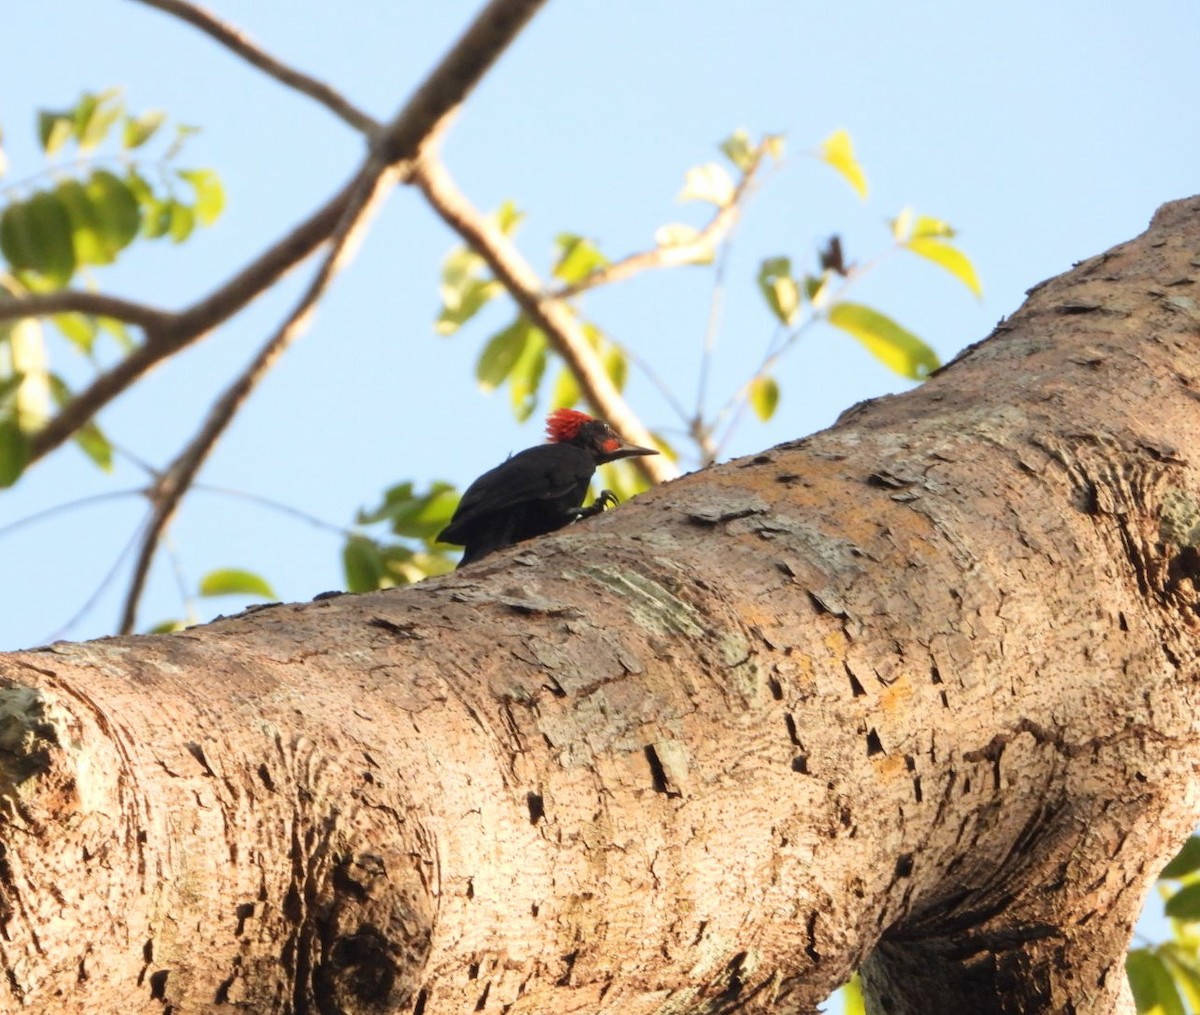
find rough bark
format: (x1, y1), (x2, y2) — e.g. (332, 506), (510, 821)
(2, 197), (1200, 1013)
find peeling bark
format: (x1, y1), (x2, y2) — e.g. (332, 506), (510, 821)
(2, 197), (1200, 1012)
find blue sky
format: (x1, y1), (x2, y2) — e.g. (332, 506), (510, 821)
(1, 0), (1194, 1001)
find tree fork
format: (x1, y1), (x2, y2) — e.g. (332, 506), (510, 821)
(1, 197), (1199, 1012)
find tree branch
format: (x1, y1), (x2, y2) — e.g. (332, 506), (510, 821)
(412, 156), (679, 485)
(370, 0), (550, 166)
(0, 291), (172, 331)
(129, 0), (380, 133)
(118, 165), (397, 634)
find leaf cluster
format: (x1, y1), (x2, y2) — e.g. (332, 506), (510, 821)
(0, 88), (225, 485)
(1127, 836), (1200, 1014)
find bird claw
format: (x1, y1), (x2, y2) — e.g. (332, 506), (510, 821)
(568, 489), (620, 521)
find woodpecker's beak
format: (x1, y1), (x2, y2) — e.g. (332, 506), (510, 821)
(607, 437), (659, 460)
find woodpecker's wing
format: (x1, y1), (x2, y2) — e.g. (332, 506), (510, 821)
(438, 444), (594, 545)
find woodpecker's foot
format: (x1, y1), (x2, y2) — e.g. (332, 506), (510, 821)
(568, 489), (620, 521)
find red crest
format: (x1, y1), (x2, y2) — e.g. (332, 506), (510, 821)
(545, 408), (594, 443)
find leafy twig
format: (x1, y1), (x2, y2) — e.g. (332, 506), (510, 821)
(551, 148), (766, 300)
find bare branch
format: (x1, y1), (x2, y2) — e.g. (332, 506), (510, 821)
(412, 156), (678, 485)
(129, 0), (380, 133)
(0, 291), (172, 331)
(119, 166), (398, 634)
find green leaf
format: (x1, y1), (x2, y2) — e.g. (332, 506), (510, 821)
(436, 246), (500, 335)
(476, 319), (530, 392)
(490, 199), (524, 236)
(2, 193), (76, 285)
(343, 536), (384, 593)
(37, 111), (75, 155)
(77, 90), (124, 152)
(55, 178), (111, 266)
(818, 128), (868, 200)
(73, 420), (113, 472)
(603, 342), (627, 392)
(0, 417), (29, 487)
(1, 202), (34, 272)
(1161, 944), (1200, 1011)
(52, 312), (97, 354)
(1163, 837), (1200, 879)
(362, 481), (461, 540)
(911, 214), (956, 239)
(142, 199), (173, 240)
(827, 302), (940, 380)
(146, 619), (186, 635)
(719, 129), (754, 172)
(29, 192), (77, 284)
(1166, 882), (1200, 922)
(553, 234), (608, 285)
(840, 975), (866, 1015)
(758, 256), (801, 326)
(1127, 948), (1186, 1015)
(749, 375), (780, 421)
(198, 568), (277, 599)
(905, 237), (983, 298)
(168, 200), (195, 243)
(122, 110), (166, 149)
(551, 366), (581, 409)
(97, 315), (135, 352)
(679, 162), (735, 206)
(177, 168), (225, 226)
(509, 326), (547, 422)
(87, 170), (142, 252)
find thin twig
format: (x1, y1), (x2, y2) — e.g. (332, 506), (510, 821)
(0, 488), (145, 541)
(118, 165), (396, 634)
(193, 483), (350, 537)
(130, 0), (380, 134)
(691, 238), (734, 466)
(412, 157), (678, 485)
(41, 515), (148, 645)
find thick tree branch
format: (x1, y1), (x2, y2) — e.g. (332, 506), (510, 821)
(412, 156), (679, 485)
(3, 197), (1200, 1012)
(129, 0), (380, 133)
(118, 166), (399, 634)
